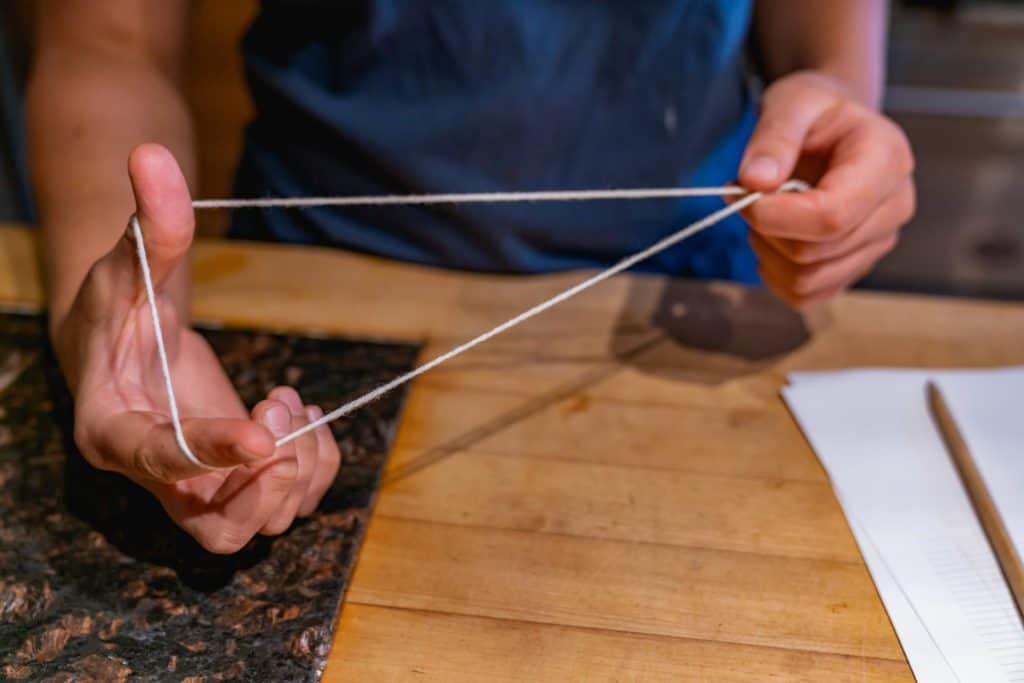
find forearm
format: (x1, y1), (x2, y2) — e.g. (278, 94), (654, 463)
(753, 0), (888, 108)
(27, 3), (195, 335)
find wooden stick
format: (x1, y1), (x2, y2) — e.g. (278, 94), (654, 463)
(928, 381), (1024, 620)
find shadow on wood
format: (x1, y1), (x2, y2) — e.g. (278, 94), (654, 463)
(610, 279), (812, 384)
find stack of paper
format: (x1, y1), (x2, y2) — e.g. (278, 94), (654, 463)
(783, 367), (1024, 682)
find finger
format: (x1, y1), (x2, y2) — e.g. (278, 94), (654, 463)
(79, 144), (194, 345)
(744, 115), (912, 242)
(759, 179), (915, 266)
(758, 267), (846, 312)
(174, 399), (301, 551)
(268, 385), (304, 414)
(83, 410), (276, 483)
(168, 449), (300, 554)
(261, 387), (318, 535)
(125, 143), (196, 288)
(752, 230), (897, 308)
(299, 405), (341, 517)
(791, 282), (848, 310)
(739, 80), (836, 191)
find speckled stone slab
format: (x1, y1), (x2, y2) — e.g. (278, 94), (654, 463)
(0, 313), (419, 682)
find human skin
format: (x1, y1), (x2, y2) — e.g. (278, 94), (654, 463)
(27, 0), (912, 551)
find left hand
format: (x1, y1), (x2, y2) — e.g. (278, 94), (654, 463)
(735, 70), (916, 309)
(63, 144), (342, 553)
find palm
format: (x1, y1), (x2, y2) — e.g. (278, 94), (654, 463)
(58, 143), (338, 553)
(73, 294), (240, 492)
(101, 301), (245, 425)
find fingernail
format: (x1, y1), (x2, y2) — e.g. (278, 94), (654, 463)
(270, 387), (303, 414)
(743, 156), (779, 184)
(264, 404), (291, 437)
(306, 405), (323, 421)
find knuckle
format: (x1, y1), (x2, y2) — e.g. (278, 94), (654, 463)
(886, 122), (916, 176)
(898, 184), (918, 224)
(757, 123), (801, 152)
(261, 517), (292, 536)
(298, 430), (319, 453)
(154, 297), (182, 330)
(197, 526), (250, 555)
(897, 143), (915, 177)
(790, 242), (822, 265)
(832, 98), (860, 123)
(143, 220), (194, 255)
(132, 444), (172, 482)
(266, 458), (299, 489)
(847, 98), (871, 116)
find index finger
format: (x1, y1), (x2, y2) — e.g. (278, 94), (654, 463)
(744, 117), (912, 242)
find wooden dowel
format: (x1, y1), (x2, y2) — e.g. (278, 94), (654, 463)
(928, 381), (1024, 620)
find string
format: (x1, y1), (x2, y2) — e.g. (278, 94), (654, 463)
(132, 180), (808, 467)
(191, 185), (748, 210)
(130, 214), (206, 469)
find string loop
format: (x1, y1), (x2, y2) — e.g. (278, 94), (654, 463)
(132, 180), (808, 467)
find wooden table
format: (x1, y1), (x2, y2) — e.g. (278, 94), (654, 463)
(4, 225), (1024, 681)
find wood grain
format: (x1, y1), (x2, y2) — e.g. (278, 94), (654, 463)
(385, 382), (824, 481)
(328, 604), (914, 682)
(12, 5), (1024, 679)
(346, 516), (903, 660)
(376, 449), (860, 562)
(8, 224), (1024, 678)
(0, 228), (43, 309)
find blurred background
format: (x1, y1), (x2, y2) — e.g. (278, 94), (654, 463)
(2, 1), (1023, 299)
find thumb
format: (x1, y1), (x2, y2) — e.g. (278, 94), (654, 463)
(90, 411), (277, 484)
(126, 143), (196, 288)
(739, 86), (829, 192)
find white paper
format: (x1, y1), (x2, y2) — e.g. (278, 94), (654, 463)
(784, 368), (1024, 682)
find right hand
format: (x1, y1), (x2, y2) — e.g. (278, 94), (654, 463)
(53, 144), (341, 553)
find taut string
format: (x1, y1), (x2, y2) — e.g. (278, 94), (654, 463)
(130, 180), (808, 468)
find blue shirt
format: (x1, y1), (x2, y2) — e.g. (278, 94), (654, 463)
(232, 0), (758, 281)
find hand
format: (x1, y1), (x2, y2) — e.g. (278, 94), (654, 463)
(54, 143), (341, 553)
(736, 71), (916, 309)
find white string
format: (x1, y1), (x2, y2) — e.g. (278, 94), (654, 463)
(130, 215), (210, 469)
(191, 185), (748, 210)
(133, 180), (808, 465)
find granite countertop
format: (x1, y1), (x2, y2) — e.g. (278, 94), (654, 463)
(0, 313), (419, 682)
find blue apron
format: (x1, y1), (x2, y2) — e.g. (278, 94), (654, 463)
(232, 0), (758, 281)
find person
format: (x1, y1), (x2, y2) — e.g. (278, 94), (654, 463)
(26, 1), (915, 553)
